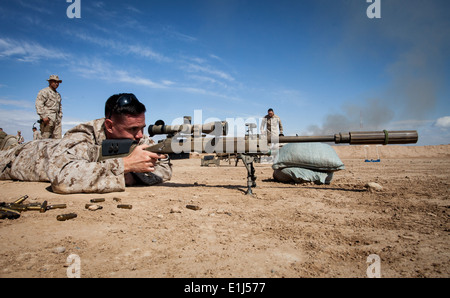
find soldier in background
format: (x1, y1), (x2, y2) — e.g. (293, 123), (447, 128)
(16, 131), (24, 144)
(35, 75), (63, 139)
(0, 128), (18, 151)
(0, 128), (6, 140)
(260, 108), (284, 164)
(260, 108), (284, 138)
(32, 127), (41, 140)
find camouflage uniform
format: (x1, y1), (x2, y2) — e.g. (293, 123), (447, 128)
(0, 139), (58, 181)
(35, 87), (63, 139)
(0, 118), (172, 194)
(33, 130), (42, 140)
(0, 131), (18, 151)
(260, 114), (284, 137)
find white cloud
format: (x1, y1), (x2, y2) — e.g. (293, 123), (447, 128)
(0, 108), (36, 123)
(72, 31), (171, 63)
(70, 57), (236, 99)
(161, 80), (175, 86)
(435, 116), (450, 128)
(0, 38), (68, 62)
(0, 108), (39, 141)
(126, 5), (142, 14)
(183, 63), (234, 82)
(71, 58), (169, 89)
(17, 0), (53, 15)
(0, 98), (34, 109)
(164, 28), (197, 43)
(115, 70), (167, 89)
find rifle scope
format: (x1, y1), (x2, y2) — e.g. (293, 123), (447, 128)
(148, 120), (228, 137)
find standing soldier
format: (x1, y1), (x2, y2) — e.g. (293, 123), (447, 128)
(260, 108), (284, 138)
(35, 75), (63, 139)
(16, 131), (24, 144)
(32, 127), (41, 140)
(260, 108), (284, 163)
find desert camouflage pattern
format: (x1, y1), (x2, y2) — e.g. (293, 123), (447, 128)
(33, 130), (42, 140)
(35, 87), (63, 139)
(0, 134), (19, 151)
(0, 118), (172, 194)
(260, 114), (284, 137)
(0, 139), (58, 181)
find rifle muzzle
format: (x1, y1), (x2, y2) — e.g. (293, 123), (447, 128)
(274, 130), (418, 145)
(335, 130), (418, 145)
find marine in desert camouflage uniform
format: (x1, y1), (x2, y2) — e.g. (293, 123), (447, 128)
(0, 93), (172, 194)
(260, 108), (284, 139)
(32, 127), (42, 140)
(35, 75), (63, 139)
(0, 128), (18, 151)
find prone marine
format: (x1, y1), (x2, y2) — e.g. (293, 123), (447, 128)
(0, 93), (172, 194)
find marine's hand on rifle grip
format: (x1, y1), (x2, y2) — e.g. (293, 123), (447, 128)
(123, 144), (164, 174)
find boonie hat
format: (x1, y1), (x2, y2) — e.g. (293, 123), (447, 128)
(47, 75), (62, 83)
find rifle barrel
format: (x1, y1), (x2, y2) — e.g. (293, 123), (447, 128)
(274, 130), (418, 145)
(276, 135), (336, 143)
(146, 130), (418, 155)
(343, 130), (418, 145)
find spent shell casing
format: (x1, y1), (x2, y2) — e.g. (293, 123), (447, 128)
(0, 206), (21, 215)
(117, 204), (132, 209)
(186, 205), (202, 211)
(48, 204), (67, 210)
(13, 195), (29, 205)
(57, 213), (77, 221)
(40, 201), (48, 213)
(5, 204), (28, 212)
(26, 206), (42, 211)
(90, 198), (105, 203)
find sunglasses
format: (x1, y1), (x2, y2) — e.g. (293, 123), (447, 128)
(107, 94), (138, 119)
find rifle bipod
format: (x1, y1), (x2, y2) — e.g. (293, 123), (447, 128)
(237, 154), (257, 195)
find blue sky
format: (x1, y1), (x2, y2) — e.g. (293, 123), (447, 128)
(0, 0), (449, 145)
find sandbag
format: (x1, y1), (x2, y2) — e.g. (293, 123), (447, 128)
(272, 143), (345, 171)
(273, 167), (334, 185)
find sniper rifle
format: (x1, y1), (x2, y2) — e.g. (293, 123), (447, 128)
(100, 117), (418, 195)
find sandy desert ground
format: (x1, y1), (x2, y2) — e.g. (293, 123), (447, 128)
(0, 145), (449, 278)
